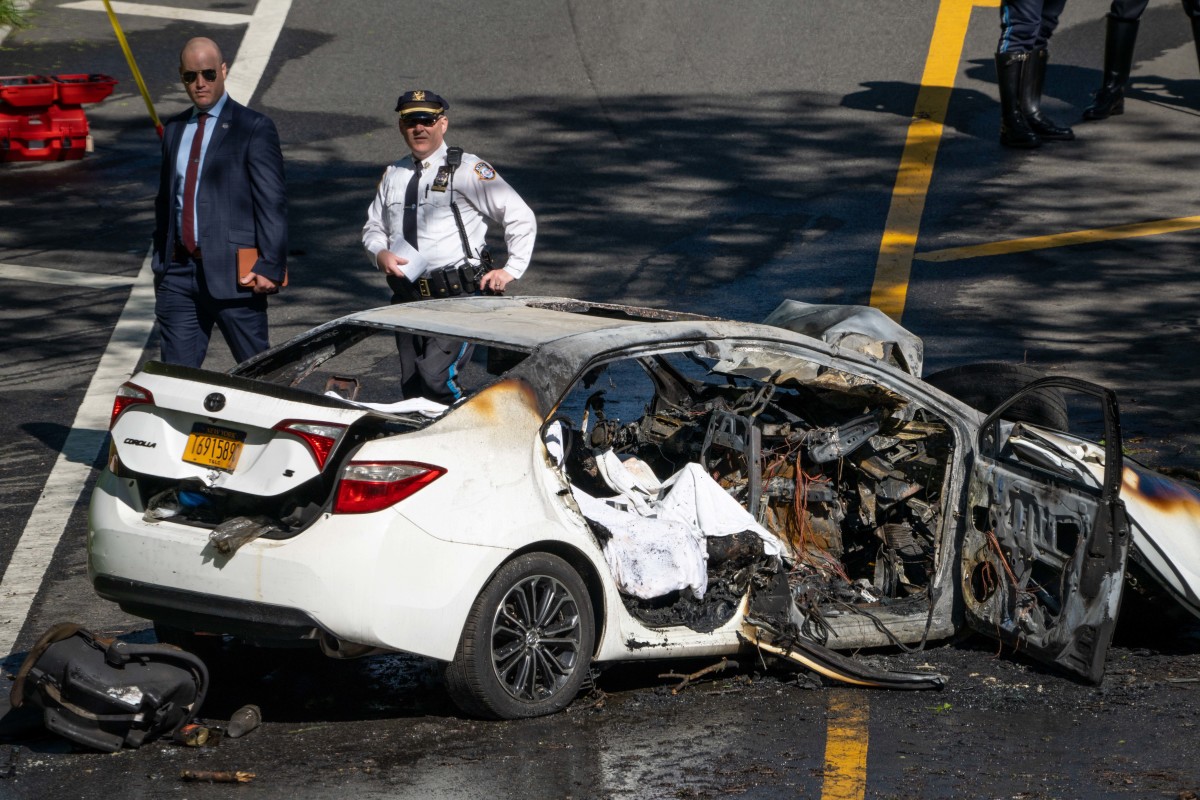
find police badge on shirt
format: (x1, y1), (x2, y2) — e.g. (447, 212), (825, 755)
(431, 165), (451, 193)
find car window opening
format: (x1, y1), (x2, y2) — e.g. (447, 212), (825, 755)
(237, 324), (530, 401)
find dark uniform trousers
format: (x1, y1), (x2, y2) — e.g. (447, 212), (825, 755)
(999, 0), (1068, 52)
(386, 273), (473, 404)
(155, 244), (268, 368)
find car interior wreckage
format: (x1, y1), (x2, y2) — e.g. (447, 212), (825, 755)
(543, 344), (952, 689)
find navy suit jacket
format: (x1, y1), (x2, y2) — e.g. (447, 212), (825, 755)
(152, 97), (287, 300)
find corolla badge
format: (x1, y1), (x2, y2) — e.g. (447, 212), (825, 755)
(204, 393), (226, 412)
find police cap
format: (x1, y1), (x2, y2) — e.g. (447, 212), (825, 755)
(395, 89), (449, 120)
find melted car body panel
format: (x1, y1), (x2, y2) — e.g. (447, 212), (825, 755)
(365, 378), (564, 549)
(1008, 424), (1200, 618)
(1011, 429), (1200, 619)
(1118, 465), (1200, 616)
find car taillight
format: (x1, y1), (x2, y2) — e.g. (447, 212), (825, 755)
(273, 420), (348, 470)
(333, 461), (446, 514)
(110, 382), (154, 429)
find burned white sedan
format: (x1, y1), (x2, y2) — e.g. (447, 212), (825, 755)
(88, 297), (1200, 718)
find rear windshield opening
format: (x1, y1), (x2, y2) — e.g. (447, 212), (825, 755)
(235, 324), (531, 406)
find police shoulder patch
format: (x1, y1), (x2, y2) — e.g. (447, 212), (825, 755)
(474, 161), (497, 181)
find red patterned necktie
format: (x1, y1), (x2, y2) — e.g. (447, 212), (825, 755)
(181, 112), (209, 254)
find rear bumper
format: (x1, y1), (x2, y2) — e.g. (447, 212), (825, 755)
(87, 468), (511, 661)
(92, 574), (321, 643)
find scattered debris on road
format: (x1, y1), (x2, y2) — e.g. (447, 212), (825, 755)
(180, 769), (255, 783)
(658, 657), (738, 694)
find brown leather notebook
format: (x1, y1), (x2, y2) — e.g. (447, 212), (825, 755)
(237, 247), (288, 289)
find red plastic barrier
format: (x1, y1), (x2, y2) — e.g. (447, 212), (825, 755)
(0, 75), (56, 107)
(0, 73), (117, 162)
(51, 74), (117, 105)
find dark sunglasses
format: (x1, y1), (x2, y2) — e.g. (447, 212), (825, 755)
(400, 115), (442, 127)
(181, 68), (219, 84)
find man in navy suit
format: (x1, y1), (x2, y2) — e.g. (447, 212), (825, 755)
(152, 37), (287, 368)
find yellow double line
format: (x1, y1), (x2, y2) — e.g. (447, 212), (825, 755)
(823, 4), (997, 796)
(867, 0), (1200, 323)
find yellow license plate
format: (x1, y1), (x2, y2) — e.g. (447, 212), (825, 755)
(183, 424), (246, 471)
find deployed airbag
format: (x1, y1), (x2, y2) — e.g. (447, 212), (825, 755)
(573, 451), (783, 600)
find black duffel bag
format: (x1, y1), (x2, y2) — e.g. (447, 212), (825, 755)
(10, 622), (209, 752)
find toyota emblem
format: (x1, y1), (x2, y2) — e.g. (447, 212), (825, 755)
(204, 393), (226, 412)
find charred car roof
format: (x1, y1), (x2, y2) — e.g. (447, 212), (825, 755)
(279, 296), (921, 374)
(258, 296), (930, 418)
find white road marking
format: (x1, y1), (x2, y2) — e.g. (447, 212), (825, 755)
(225, 0), (291, 103)
(0, 251), (154, 656)
(0, 0), (294, 660)
(0, 262), (136, 289)
(60, 1), (251, 26)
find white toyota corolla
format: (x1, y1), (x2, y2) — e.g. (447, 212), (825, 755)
(88, 296), (1200, 718)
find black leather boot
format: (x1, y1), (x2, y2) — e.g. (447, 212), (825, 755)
(996, 52), (1040, 148)
(1022, 48), (1074, 140)
(1083, 15), (1139, 120)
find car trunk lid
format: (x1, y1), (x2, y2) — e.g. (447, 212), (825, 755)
(108, 363), (376, 498)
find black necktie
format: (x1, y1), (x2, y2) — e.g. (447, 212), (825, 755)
(402, 159), (423, 249)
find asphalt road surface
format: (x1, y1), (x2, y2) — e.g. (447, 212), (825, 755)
(1, 1), (1199, 798)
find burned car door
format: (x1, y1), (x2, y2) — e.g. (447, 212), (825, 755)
(962, 377), (1130, 683)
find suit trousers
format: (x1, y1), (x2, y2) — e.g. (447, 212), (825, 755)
(155, 254), (269, 368)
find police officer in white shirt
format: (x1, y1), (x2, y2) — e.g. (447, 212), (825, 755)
(363, 90), (536, 298)
(362, 89), (537, 402)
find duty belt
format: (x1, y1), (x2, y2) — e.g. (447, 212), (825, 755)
(418, 264), (477, 298)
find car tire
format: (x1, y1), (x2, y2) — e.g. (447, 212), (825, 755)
(923, 362), (1069, 430)
(444, 553), (595, 720)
